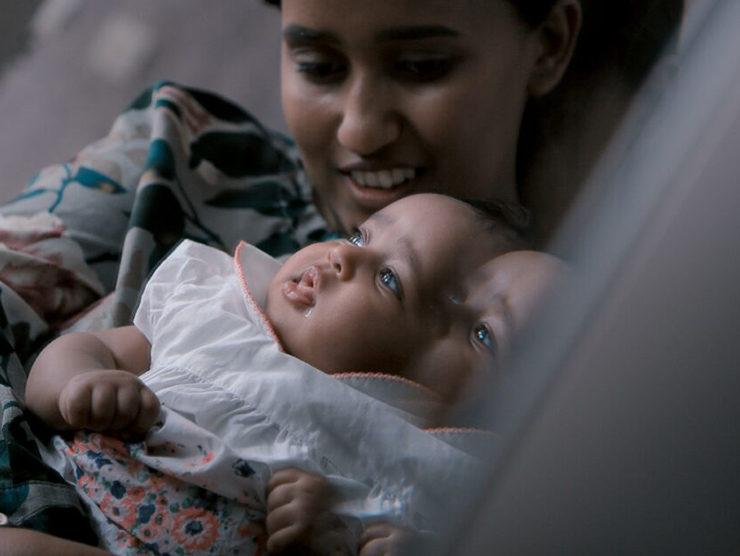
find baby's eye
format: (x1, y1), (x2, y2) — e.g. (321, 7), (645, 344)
(379, 267), (403, 300)
(348, 230), (365, 246)
(473, 323), (497, 355)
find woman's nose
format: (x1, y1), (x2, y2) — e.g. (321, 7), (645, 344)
(328, 243), (362, 281)
(336, 75), (402, 156)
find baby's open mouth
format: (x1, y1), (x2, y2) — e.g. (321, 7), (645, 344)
(282, 266), (319, 308)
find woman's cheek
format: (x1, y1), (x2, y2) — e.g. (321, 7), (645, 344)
(284, 78), (336, 150)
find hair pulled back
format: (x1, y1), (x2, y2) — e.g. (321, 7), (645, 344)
(506, 0), (559, 27)
(264, 0), (558, 27)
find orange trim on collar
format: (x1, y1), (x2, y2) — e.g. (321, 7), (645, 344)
(424, 427), (495, 436)
(233, 241), (285, 352)
(332, 371), (442, 399)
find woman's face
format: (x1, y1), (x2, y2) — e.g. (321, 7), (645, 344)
(280, 0), (543, 232)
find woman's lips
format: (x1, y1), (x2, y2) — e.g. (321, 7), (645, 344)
(282, 266), (319, 308)
(342, 169), (422, 211)
(349, 168), (416, 188)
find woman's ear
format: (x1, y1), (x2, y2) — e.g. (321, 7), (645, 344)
(527, 0), (582, 97)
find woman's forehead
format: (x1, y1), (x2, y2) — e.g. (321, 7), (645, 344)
(280, 0), (517, 35)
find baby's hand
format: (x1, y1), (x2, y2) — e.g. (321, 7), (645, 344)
(360, 523), (415, 556)
(57, 370), (160, 437)
(266, 468), (341, 554)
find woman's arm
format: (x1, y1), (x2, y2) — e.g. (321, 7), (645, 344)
(25, 325), (158, 435)
(0, 528), (111, 556)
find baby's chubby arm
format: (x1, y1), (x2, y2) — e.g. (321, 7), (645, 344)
(26, 325), (159, 436)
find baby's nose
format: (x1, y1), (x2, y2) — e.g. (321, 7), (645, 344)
(328, 244), (360, 281)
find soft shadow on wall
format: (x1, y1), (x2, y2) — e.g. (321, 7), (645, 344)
(0, 0), (283, 204)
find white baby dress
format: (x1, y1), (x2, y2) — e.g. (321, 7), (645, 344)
(42, 240), (488, 554)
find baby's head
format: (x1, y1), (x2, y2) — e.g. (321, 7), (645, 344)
(265, 193), (566, 407)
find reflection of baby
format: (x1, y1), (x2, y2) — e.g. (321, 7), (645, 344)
(26, 193), (566, 554)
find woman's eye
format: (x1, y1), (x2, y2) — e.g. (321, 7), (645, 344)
(298, 61), (346, 79)
(294, 52), (347, 82)
(394, 57), (454, 81)
(348, 230), (364, 246)
(473, 323), (497, 355)
(379, 267), (403, 300)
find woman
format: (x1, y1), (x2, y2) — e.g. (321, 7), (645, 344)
(0, 0), (681, 553)
(275, 0), (580, 233)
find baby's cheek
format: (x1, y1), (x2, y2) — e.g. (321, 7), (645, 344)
(415, 341), (477, 403)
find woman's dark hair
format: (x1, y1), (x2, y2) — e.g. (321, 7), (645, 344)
(574, 0), (685, 89)
(263, 0), (558, 27)
(459, 198), (532, 249)
(507, 0), (560, 27)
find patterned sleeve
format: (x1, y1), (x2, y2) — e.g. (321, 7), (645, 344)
(0, 81), (326, 332)
(0, 82), (328, 544)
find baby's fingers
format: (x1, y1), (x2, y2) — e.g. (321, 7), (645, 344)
(107, 383), (140, 430)
(359, 537), (390, 556)
(267, 469), (327, 508)
(360, 524), (412, 556)
(89, 382), (119, 429)
(122, 387), (160, 438)
(266, 502), (300, 538)
(266, 522), (306, 554)
(268, 468), (308, 492)
(58, 381), (93, 429)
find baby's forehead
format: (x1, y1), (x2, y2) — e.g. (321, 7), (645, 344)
(465, 250), (569, 297)
(370, 194), (518, 270)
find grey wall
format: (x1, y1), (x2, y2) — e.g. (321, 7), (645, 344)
(0, 0), (283, 203)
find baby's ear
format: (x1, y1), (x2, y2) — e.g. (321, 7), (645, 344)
(527, 0), (582, 97)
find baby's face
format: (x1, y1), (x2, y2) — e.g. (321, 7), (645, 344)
(265, 194), (504, 386)
(415, 250), (569, 405)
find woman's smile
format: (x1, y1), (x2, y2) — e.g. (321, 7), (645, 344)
(338, 169), (422, 213)
(346, 168), (417, 189)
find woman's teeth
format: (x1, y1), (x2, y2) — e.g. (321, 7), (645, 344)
(350, 169), (415, 189)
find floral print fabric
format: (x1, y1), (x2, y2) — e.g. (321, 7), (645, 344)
(63, 433), (267, 555)
(0, 212), (103, 329)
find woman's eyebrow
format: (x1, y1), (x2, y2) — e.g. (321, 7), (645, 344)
(283, 25), (340, 46)
(376, 25), (462, 42)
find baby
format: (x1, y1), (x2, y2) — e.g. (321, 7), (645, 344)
(26, 193), (566, 555)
